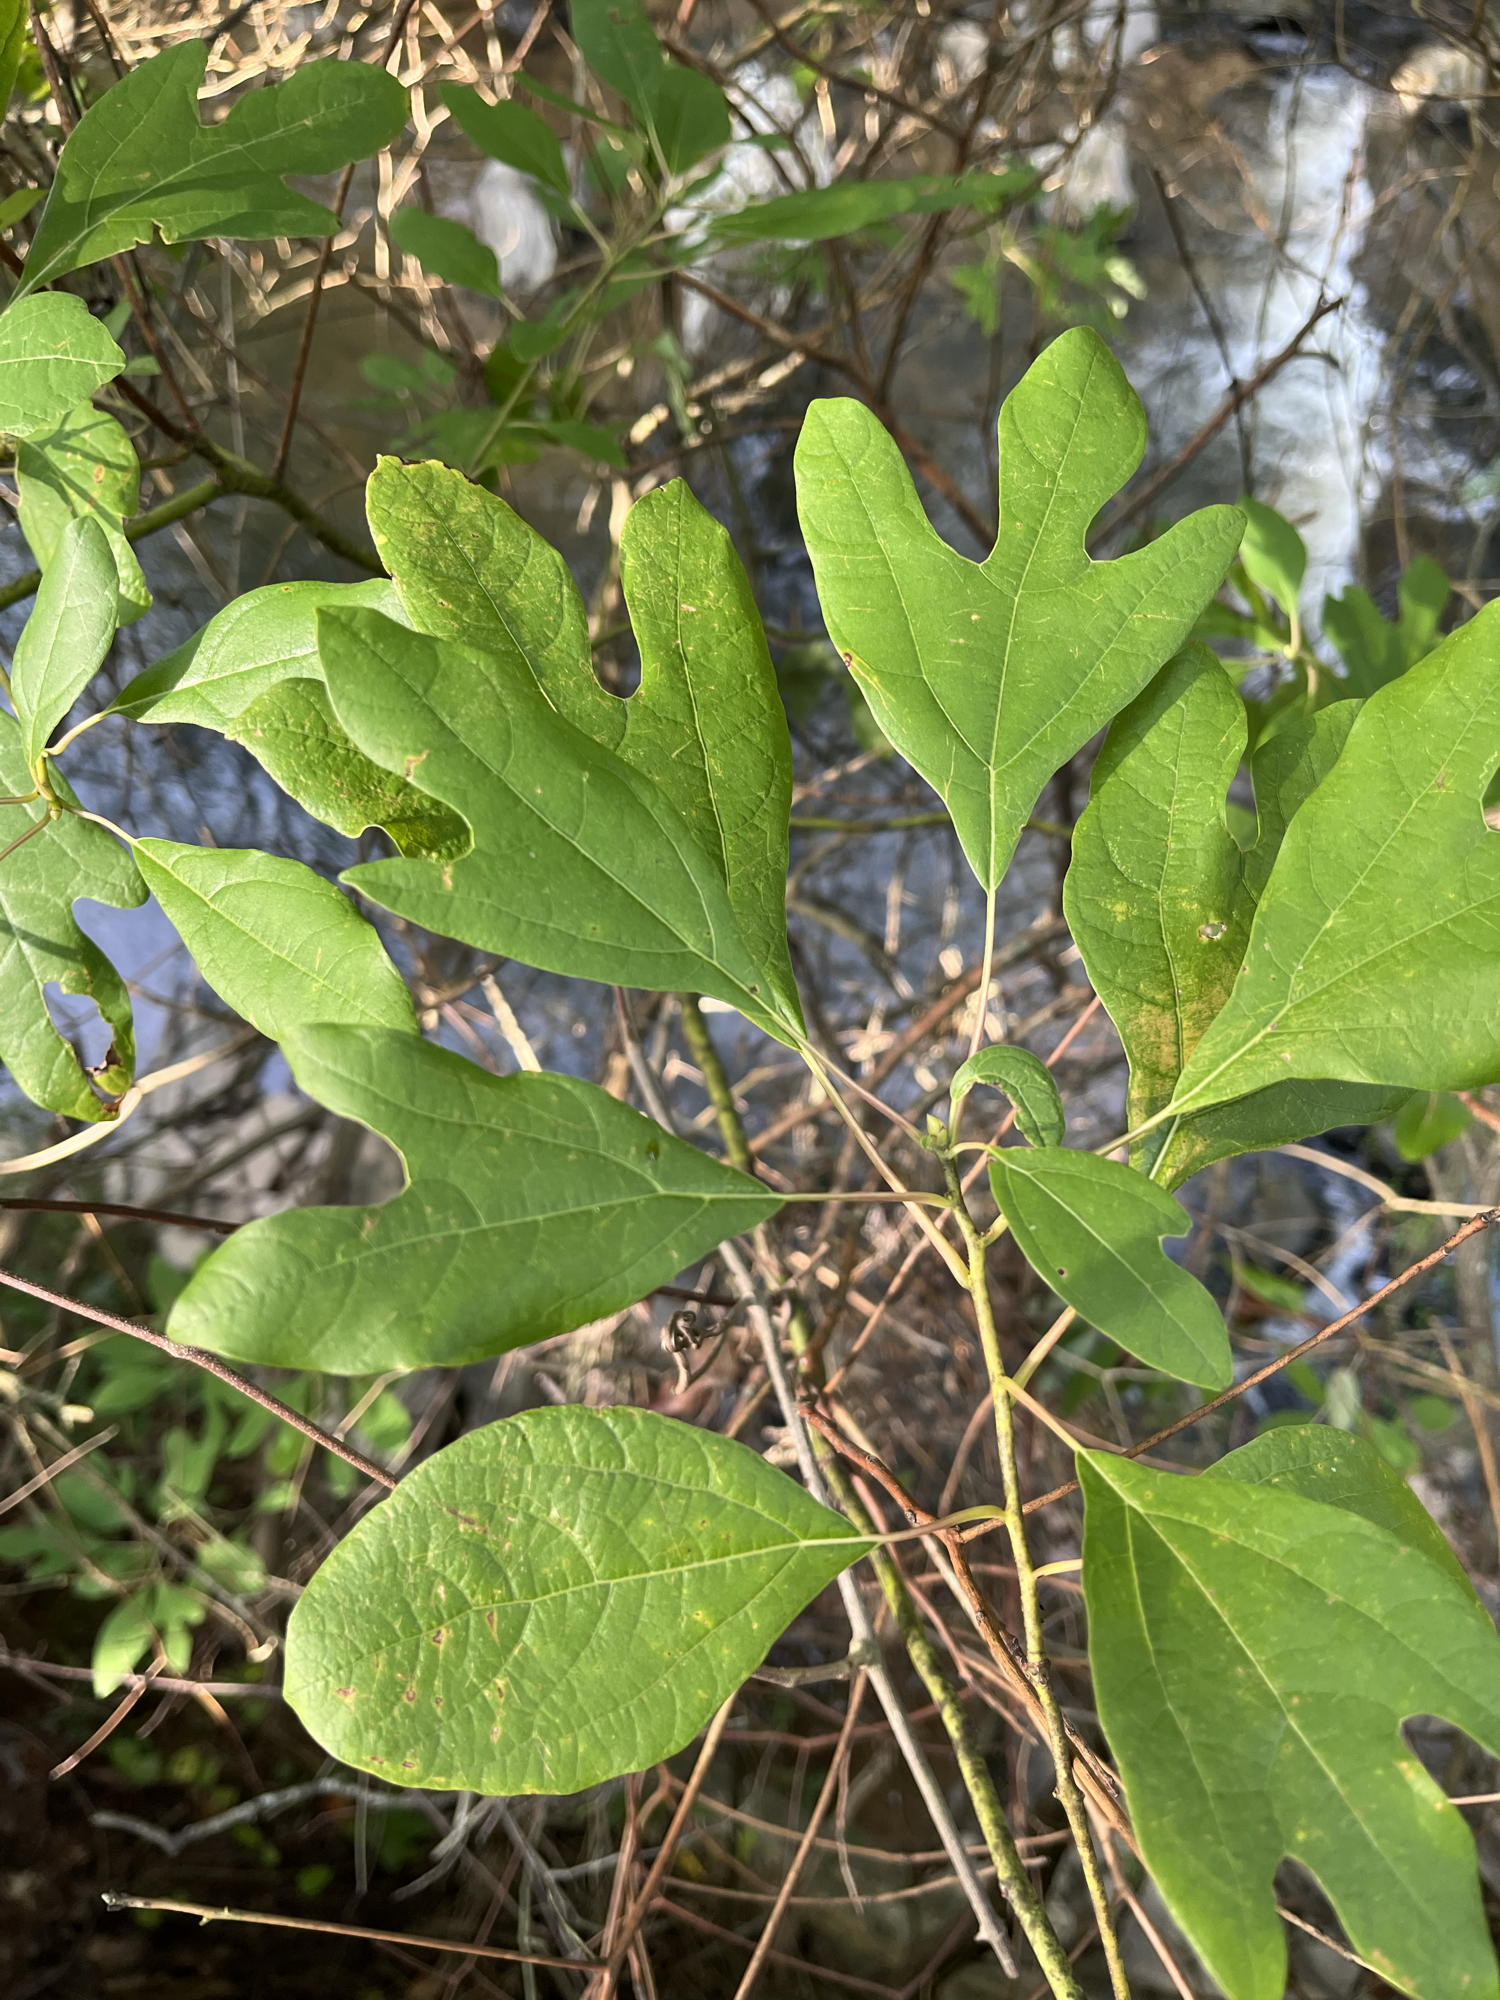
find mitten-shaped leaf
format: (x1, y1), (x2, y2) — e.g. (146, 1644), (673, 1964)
(0, 714), (144, 1120)
(794, 327), (1244, 889)
(1172, 603), (1500, 1113)
(114, 580), (463, 856)
(16, 41), (409, 294)
(285, 1405), (867, 1794)
(988, 1147), (1229, 1387)
(365, 460), (800, 1024)
(320, 606), (798, 1040)
(1082, 1446), (1500, 2000)
(167, 1028), (780, 1372)
(1065, 651), (1400, 1185)
(135, 842), (416, 1042)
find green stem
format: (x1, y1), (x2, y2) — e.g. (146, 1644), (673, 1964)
(678, 993), (754, 1174)
(0, 460), (378, 617)
(820, 1453), (1085, 1998)
(944, 1154), (1131, 2000)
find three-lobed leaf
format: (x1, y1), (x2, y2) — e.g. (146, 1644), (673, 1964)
(168, 1027), (781, 1372)
(320, 608), (796, 1037)
(0, 294), (124, 441)
(988, 1146), (1230, 1387)
(1082, 1443), (1500, 2000)
(285, 1404), (867, 1794)
(16, 41), (409, 296)
(332, 461), (801, 1032)
(1171, 602), (1500, 1113)
(795, 328), (1244, 890)
(0, 713), (144, 1121)
(133, 841), (417, 1043)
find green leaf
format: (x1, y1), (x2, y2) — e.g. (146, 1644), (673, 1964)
(0, 0), (25, 114)
(567, 0), (729, 173)
(441, 85), (570, 196)
(1066, 647), (1250, 1135)
(113, 580), (463, 857)
(1148, 1076), (1408, 1191)
(988, 1147), (1230, 1387)
(0, 294), (125, 440)
(1080, 1447), (1500, 2000)
(1325, 556), (1449, 697)
(795, 328), (1244, 890)
(133, 842), (417, 1042)
(17, 401), (151, 624)
(950, 1044), (1064, 1148)
(703, 167), (1037, 245)
(364, 456), (605, 719)
(16, 41), (409, 296)
(1240, 699), (1359, 902)
(319, 607), (799, 1040)
(0, 720), (145, 1120)
(92, 1591), (159, 1698)
(1171, 604), (1500, 1114)
(1065, 653), (1397, 1186)
(284, 1404), (866, 1793)
(168, 1027), (781, 1372)
(647, 62), (732, 176)
(388, 207), (500, 296)
(1217, 1424), (1476, 1593)
(1392, 1089), (1472, 1162)
(10, 514), (117, 766)
(571, 0), (670, 119)
(616, 479), (799, 1023)
(1237, 497), (1305, 622)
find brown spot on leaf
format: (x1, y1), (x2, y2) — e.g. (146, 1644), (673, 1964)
(336, 1687), (355, 1700)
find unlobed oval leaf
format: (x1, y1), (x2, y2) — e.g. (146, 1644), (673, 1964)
(0, 294), (124, 440)
(795, 327), (1244, 890)
(0, 711), (145, 1121)
(988, 1147), (1230, 1388)
(10, 513), (117, 767)
(950, 1044), (1064, 1148)
(1081, 1447), (1500, 2000)
(134, 840), (417, 1042)
(167, 1026), (781, 1371)
(285, 1404), (868, 1794)
(441, 85), (571, 196)
(17, 401), (150, 624)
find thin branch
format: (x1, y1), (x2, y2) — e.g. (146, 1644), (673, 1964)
(1026, 1208), (1500, 1513)
(0, 1266), (397, 1491)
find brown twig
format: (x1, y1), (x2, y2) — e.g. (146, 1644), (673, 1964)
(0, 1266), (397, 1491)
(1025, 1208), (1500, 1513)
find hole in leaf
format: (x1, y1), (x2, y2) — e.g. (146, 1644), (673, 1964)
(42, 981), (115, 1080)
